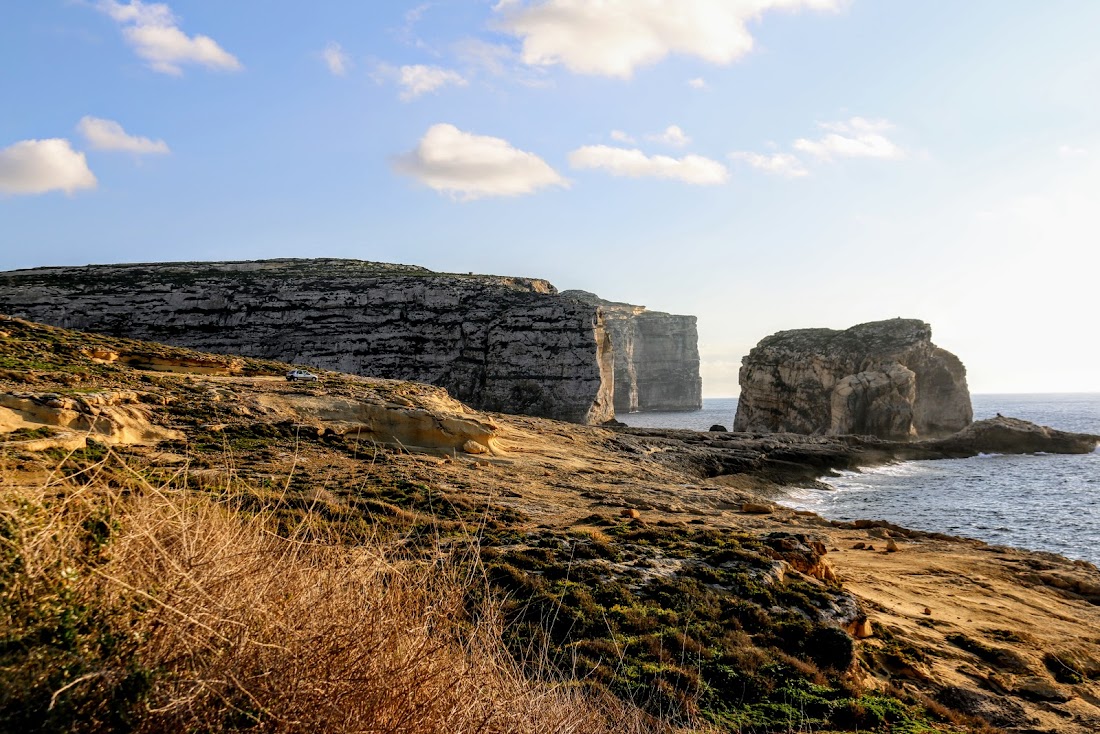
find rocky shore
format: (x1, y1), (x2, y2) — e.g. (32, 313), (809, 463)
(4, 316), (1100, 732)
(616, 416), (1100, 486)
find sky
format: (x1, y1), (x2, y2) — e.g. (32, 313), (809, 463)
(2, 1), (1099, 396)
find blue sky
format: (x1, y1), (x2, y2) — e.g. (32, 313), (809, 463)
(2, 1), (1099, 395)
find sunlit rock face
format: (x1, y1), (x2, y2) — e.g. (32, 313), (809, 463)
(0, 259), (615, 424)
(733, 319), (972, 439)
(561, 291), (702, 413)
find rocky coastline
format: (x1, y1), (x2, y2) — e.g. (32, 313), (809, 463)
(613, 415), (1100, 488)
(0, 259), (706, 426)
(4, 316), (1100, 732)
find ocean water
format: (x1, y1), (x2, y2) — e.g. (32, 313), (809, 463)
(619, 395), (1100, 565)
(616, 397), (740, 431)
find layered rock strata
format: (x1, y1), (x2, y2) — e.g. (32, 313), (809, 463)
(733, 318), (972, 439)
(562, 290), (701, 413)
(0, 259), (615, 424)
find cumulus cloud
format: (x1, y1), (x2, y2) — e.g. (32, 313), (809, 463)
(647, 124), (691, 147)
(687, 77), (708, 89)
(610, 129), (635, 144)
(77, 116), (169, 154)
(729, 151), (808, 178)
(793, 117), (905, 161)
(322, 42), (351, 76)
(568, 145), (728, 185)
(394, 123), (567, 200)
(0, 139), (97, 195)
(494, 0), (840, 78)
(397, 65), (468, 100)
(96, 0), (242, 75)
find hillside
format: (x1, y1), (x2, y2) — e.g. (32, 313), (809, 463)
(3, 315), (1100, 733)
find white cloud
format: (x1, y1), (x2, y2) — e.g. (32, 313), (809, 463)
(96, 0), (241, 76)
(398, 64), (468, 100)
(453, 38), (553, 88)
(610, 129), (635, 144)
(0, 139), (97, 195)
(394, 123), (568, 200)
(793, 117), (905, 161)
(77, 116), (169, 154)
(688, 77), (708, 89)
(394, 3), (434, 49)
(1058, 144), (1088, 159)
(568, 145), (729, 185)
(322, 42), (351, 76)
(729, 151), (808, 178)
(454, 38), (515, 76)
(494, 0), (840, 78)
(647, 124), (691, 147)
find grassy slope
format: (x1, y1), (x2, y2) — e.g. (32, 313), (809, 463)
(0, 317), (988, 732)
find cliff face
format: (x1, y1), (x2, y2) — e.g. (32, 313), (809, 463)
(733, 318), (971, 439)
(561, 291), (702, 413)
(0, 259), (615, 424)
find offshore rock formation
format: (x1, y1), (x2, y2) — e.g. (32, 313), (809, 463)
(561, 291), (701, 413)
(930, 415), (1100, 456)
(733, 318), (972, 440)
(0, 259), (615, 424)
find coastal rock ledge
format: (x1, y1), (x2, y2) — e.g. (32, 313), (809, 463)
(734, 318), (972, 440)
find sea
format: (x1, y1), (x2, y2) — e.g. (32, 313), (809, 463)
(617, 395), (1100, 566)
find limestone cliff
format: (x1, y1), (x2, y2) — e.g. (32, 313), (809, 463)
(733, 318), (971, 439)
(0, 259), (615, 424)
(561, 291), (701, 413)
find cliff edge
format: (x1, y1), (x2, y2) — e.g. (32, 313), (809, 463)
(733, 318), (972, 439)
(561, 290), (702, 413)
(0, 259), (615, 424)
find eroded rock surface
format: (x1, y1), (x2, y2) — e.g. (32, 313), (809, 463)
(734, 318), (972, 439)
(0, 259), (615, 424)
(929, 415), (1100, 456)
(0, 390), (182, 448)
(562, 290), (701, 413)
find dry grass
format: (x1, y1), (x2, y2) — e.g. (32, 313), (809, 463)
(0, 449), (666, 733)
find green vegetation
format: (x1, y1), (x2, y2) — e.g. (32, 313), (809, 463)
(0, 318), (981, 732)
(3, 425), (57, 441)
(0, 454), (645, 734)
(0, 441), (974, 733)
(478, 520), (962, 732)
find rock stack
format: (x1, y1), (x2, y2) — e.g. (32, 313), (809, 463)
(733, 318), (972, 439)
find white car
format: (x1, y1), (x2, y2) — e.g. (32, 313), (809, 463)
(285, 369), (319, 382)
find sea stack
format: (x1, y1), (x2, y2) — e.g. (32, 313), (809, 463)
(733, 318), (972, 439)
(0, 259), (616, 424)
(561, 290), (702, 413)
